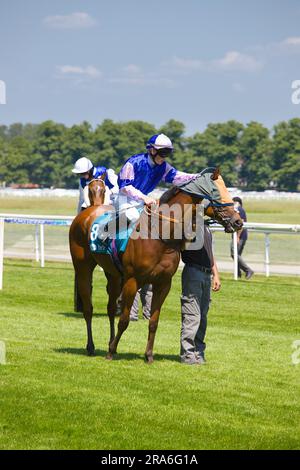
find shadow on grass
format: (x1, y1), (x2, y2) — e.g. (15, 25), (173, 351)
(54, 347), (180, 363)
(57, 311), (108, 318)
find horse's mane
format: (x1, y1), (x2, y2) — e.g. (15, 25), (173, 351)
(159, 187), (178, 205)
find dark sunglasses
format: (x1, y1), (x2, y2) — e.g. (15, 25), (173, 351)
(156, 148), (173, 158)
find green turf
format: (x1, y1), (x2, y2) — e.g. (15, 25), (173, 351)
(0, 260), (299, 450)
(0, 196), (78, 216)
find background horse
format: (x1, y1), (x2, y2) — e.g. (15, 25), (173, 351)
(69, 167), (243, 362)
(73, 175), (108, 312)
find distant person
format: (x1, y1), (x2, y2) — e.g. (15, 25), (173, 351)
(231, 197), (254, 280)
(129, 284), (152, 321)
(71, 157), (119, 213)
(180, 224), (221, 365)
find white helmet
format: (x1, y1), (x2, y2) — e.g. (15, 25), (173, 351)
(71, 157), (93, 174)
(146, 133), (173, 150)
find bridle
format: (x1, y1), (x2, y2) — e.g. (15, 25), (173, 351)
(144, 191), (237, 234)
(205, 200), (239, 232)
(88, 177), (106, 189)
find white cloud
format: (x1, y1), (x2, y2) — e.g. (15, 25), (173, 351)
(282, 37), (300, 47)
(43, 12), (96, 29)
(109, 64), (176, 88)
(213, 51), (263, 72)
(109, 77), (175, 88)
(122, 64), (143, 75)
(57, 65), (102, 79)
(169, 56), (204, 71)
(166, 51), (262, 75)
(232, 82), (245, 93)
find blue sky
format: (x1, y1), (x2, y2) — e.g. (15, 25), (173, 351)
(1, 0), (300, 135)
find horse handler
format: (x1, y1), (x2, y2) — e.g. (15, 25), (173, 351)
(180, 224), (221, 365)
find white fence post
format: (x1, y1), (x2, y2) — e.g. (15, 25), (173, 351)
(40, 224), (45, 268)
(265, 233), (270, 278)
(35, 224), (40, 262)
(0, 218), (4, 290)
(233, 231), (238, 280)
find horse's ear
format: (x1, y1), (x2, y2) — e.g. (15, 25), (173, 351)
(211, 167), (220, 181)
(100, 172), (106, 181)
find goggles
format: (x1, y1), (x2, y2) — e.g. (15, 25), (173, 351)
(155, 147), (173, 158)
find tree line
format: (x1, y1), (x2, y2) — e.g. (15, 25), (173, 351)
(0, 118), (299, 191)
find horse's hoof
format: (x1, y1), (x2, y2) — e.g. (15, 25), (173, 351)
(145, 355), (154, 364)
(106, 352), (114, 360)
(87, 349), (95, 356)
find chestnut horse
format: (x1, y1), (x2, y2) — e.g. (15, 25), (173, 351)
(69, 168), (243, 362)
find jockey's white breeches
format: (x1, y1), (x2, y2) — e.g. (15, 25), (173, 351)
(114, 194), (142, 222)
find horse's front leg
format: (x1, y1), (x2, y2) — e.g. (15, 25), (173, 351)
(145, 280), (172, 364)
(106, 277), (138, 360)
(74, 262), (96, 356)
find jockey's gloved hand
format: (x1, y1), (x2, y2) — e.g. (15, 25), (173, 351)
(143, 196), (157, 206)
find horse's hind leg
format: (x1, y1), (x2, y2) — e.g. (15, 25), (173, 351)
(145, 280), (172, 364)
(105, 272), (122, 345)
(107, 277), (138, 360)
(75, 260), (97, 356)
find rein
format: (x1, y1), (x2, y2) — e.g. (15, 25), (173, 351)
(143, 204), (182, 224)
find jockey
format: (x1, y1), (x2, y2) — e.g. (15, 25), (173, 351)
(117, 133), (197, 221)
(72, 157), (119, 213)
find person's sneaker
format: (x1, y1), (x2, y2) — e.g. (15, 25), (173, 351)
(245, 270), (254, 280)
(198, 355), (206, 364)
(181, 355), (202, 365)
(195, 352), (206, 364)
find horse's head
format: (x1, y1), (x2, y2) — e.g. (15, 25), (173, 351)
(178, 167), (243, 233)
(88, 175), (106, 206)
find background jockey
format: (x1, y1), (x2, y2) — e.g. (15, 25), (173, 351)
(71, 157), (119, 213)
(117, 133), (197, 221)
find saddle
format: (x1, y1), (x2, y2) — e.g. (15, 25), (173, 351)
(89, 207), (143, 272)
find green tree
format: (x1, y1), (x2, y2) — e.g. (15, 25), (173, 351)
(272, 119), (300, 191)
(30, 121), (67, 187)
(239, 122), (273, 190)
(93, 119), (156, 172)
(188, 121), (244, 186)
(63, 121), (95, 188)
(0, 136), (32, 185)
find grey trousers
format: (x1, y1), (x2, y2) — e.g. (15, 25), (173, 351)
(230, 239), (252, 276)
(130, 284), (153, 320)
(180, 265), (211, 362)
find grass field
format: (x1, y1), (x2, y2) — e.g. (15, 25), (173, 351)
(0, 260), (300, 450)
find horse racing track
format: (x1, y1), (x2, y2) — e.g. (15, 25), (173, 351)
(0, 259), (299, 450)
